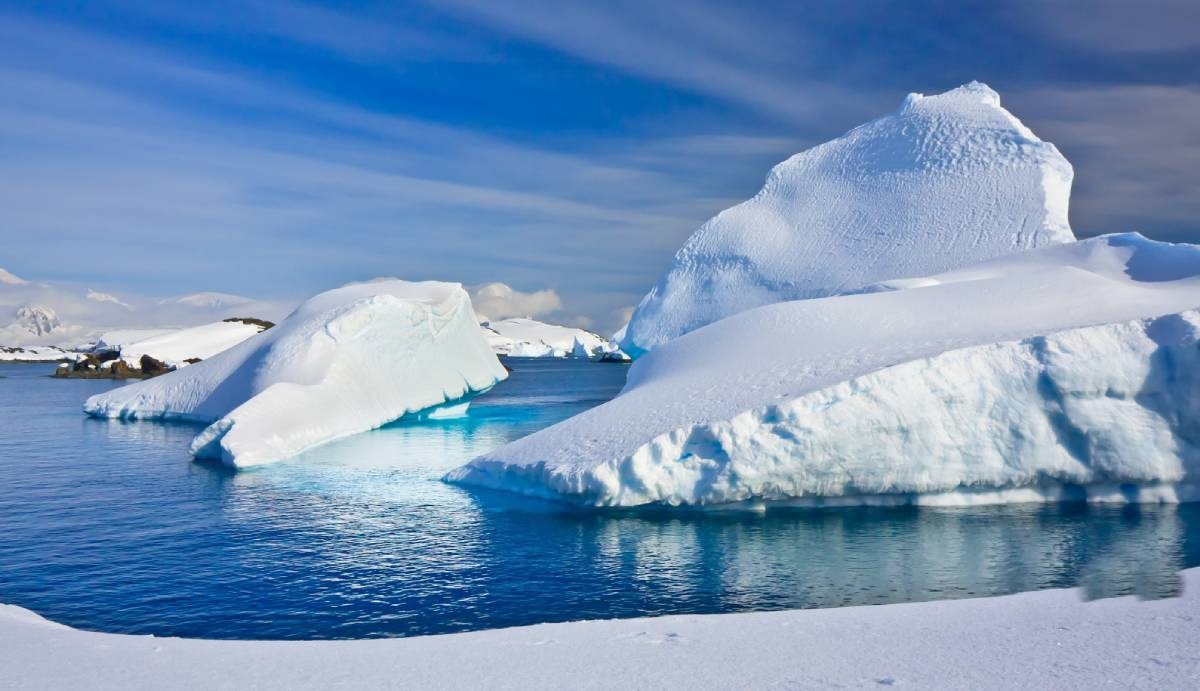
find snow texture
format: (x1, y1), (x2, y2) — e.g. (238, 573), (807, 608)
(0, 345), (74, 362)
(483, 317), (610, 358)
(106, 321), (268, 366)
(1, 567), (1198, 690)
(450, 234), (1200, 507)
(84, 281), (507, 467)
(622, 82), (1075, 356)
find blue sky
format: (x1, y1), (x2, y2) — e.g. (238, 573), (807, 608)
(2, 1), (1197, 333)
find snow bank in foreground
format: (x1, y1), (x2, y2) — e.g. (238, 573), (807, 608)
(2, 568), (1197, 690)
(450, 234), (1200, 507)
(483, 318), (611, 358)
(85, 281), (507, 467)
(622, 82), (1074, 355)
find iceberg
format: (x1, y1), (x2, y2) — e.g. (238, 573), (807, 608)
(622, 82), (1075, 356)
(85, 281), (507, 467)
(482, 317), (611, 358)
(448, 235), (1200, 507)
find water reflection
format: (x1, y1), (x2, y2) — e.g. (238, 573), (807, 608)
(0, 361), (1195, 640)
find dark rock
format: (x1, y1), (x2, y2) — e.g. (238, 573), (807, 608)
(139, 354), (171, 376)
(223, 317), (274, 330)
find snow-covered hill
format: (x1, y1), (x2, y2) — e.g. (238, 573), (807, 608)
(0, 345), (74, 362)
(622, 82), (1075, 356)
(450, 234), (1200, 507)
(94, 320), (272, 367)
(85, 281), (507, 467)
(483, 318), (612, 358)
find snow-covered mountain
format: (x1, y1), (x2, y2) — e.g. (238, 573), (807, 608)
(450, 234), (1200, 507)
(482, 318), (613, 358)
(85, 281), (507, 468)
(0, 268), (291, 349)
(622, 82), (1075, 356)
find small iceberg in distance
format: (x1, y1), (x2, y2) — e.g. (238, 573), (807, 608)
(84, 280), (508, 468)
(446, 234), (1200, 507)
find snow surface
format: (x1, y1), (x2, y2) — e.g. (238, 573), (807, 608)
(84, 281), (507, 467)
(2, 568), (1197, 690)
(0, 345), (74, 362)
(108, 320), (268, 366)
(622, 82), (1075, 355)
(450, 234), (1200, 507)
(483, 317), (611, 358)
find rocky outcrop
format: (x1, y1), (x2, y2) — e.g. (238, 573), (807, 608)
(223, 317), (275, 330)
(53, 351), (175, 380)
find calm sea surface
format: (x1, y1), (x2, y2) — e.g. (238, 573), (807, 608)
(0, 359), (1196, 639)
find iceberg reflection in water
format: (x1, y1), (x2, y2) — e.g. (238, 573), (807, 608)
(0, 361), (1195, 641)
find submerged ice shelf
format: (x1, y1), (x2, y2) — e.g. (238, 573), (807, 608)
(449, 235), (1200, 507)
(84, 280), (507, 467)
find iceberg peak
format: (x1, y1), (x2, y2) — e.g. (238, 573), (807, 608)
(621, 82), (1074, 356)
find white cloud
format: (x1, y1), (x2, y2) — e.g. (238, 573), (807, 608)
(470, 282), (563, 322)
(0, 268), (29, 285)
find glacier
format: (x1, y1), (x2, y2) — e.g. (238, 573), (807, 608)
(621, 82), (1075, 356)
(448, 234), (1200, 507)
(85, 281), (507, 468)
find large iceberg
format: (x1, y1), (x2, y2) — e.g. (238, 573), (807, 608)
(448, 235), (1200, 507)
(85, 281), (507, 467)
(622, 82), (1075, 356)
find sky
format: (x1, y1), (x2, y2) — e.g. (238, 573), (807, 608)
(1, 1), (1197, 334)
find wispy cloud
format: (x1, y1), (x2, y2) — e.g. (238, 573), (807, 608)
(0, 8), (793, 321)
(430, 0), (877, 126)
(2, 1), (1197, 331)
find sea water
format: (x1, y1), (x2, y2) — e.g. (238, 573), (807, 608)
(0, 360), (1196, 639)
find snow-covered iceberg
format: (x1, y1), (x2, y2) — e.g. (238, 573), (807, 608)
(483, 317), (611, 358)
(448, 235), (1200, 507)
(85, 281), (507, 468)
(621, 82), (1075, 356)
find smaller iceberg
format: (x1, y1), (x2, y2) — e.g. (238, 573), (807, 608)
(85, 281), (507, 467)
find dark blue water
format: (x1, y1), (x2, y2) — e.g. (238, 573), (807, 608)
(0, 360), (1197, 640)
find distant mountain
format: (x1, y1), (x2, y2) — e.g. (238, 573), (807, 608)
(0, 268), (291, 348)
